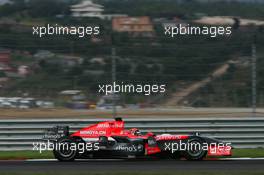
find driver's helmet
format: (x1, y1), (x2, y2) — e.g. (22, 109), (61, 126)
(130, 128), (141, 136)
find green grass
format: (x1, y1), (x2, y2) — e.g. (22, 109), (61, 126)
(0, 172), (264, 175)
(0, 149), (263, 160)
(231, 148), (264, 158)
(0, 151), (53, 160)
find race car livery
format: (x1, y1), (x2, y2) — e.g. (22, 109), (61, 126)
(43, 118), (232, 161)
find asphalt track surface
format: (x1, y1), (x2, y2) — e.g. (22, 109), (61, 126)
(1, 159), (264, 173)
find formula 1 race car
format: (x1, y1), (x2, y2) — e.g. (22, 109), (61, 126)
(43, 118), (231, 161)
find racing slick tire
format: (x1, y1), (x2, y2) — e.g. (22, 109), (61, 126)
(183, 138), (207, 161)
(53, 136), (77, 161)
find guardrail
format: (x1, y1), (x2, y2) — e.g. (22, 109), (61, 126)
(0, 117), (264, 150)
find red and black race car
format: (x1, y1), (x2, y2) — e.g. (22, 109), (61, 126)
(43, 118), (232, 161)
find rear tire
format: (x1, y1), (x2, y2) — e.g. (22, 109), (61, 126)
(53, 136), (77, 161)
(183, 138), (207, 161)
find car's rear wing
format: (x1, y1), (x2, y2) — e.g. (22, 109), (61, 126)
(43, 126), (69, 141)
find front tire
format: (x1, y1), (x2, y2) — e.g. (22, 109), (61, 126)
(53, 136), (77, 161)
(183, 138), (207, 161)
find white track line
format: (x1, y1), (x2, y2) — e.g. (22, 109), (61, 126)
(26, 159), (125, 162)
(219, 157), (264, 160)
(25, 158), (264, 162)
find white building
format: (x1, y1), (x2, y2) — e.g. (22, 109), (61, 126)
(71, 0), (104, 18)
(0, 0), (12, 6)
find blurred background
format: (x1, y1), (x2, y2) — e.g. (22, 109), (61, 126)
(0, 0), (263, 118)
